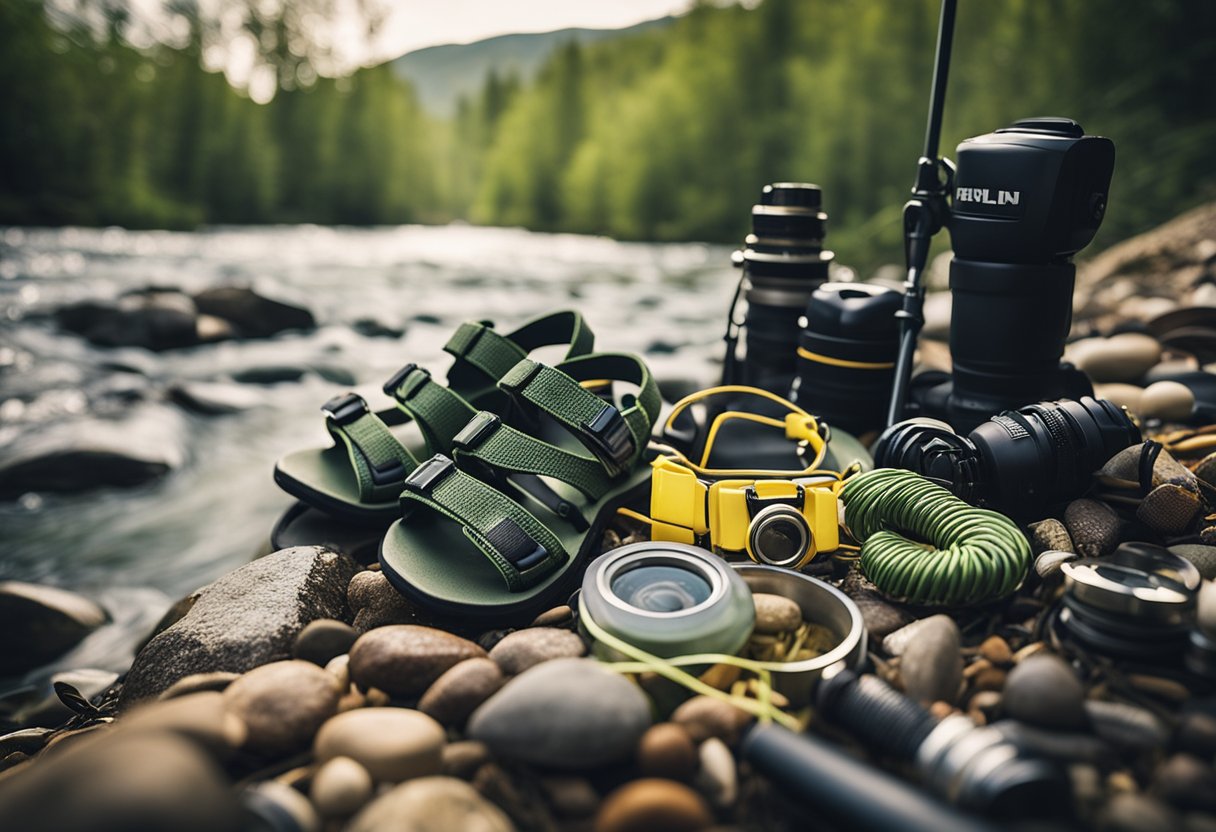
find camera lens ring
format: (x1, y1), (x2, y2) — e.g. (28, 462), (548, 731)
(597, 548), (726, 619)
(747, 504), (814, 568)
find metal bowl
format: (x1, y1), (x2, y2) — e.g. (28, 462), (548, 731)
(733, 564), (867, 706)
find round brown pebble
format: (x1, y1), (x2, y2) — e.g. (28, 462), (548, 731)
(348, 625), (487, 697)
(670, 695), (754, 746)
(293, 618), (359, 667)
(488, 628), (586, 675)
(531, 605), (574, 627)
(637, 723), (698, 781)
(595, 778), (713, 832)
(979, 636), (1013, 665)
(752, 593), (802, 635)
(311, 755), (374, 817)
(222, 660), (341, 756)
(418, 658), (504, 727)
(314, 707), (445, 783)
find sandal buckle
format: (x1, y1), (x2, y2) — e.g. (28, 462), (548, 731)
(382, 363), (430, 399)
(369, 459), (408, 487)
(402, 454), (456, 495)
(585, 404), (635, 469)
(453, 411), (502, 451)
(321, 393), (369, 426)
(485, 517), (551, 571)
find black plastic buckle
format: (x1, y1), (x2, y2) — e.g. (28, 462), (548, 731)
(744, 483), (805, 517)
(584, 404), (635, 469)
(382, 363), (430, 399)
(321, 392), (369, 427)
(402, 454), (456, 495)
(485, 516), (550, 571)
(498, 359), (543, 394)
(369, 459), (407, 487)
(452, 411), (502, 451)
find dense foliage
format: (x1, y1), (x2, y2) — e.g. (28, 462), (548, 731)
(2, 0), (1213, 270)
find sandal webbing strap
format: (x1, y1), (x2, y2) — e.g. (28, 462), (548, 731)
(452, 411), (614, 501)
(498, 353), (661, 476)
(443, 311), (596, 388)
(400, 455), (568, 592)
(322, 393), (418, 503)
(383, 363), (478, 453)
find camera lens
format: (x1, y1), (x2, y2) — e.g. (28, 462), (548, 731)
(748, 505), (812, 567)
(736, 182), (836, 393)
(876, 396), (1139, 518)
(581, 543), (755, 660)
(611, 564), (712, 612)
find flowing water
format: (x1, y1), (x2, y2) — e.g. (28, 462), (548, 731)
(0, 224), (736, 688)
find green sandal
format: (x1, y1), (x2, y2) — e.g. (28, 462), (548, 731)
(273, 311), (595, 523)
(379, 352), (661, 622)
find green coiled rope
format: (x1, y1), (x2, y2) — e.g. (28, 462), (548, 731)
(840, 468), (1031, 606)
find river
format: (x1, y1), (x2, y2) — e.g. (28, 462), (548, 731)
(0, 223), (736, 689)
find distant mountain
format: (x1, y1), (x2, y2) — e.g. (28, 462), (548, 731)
(390, 16), (674, 117)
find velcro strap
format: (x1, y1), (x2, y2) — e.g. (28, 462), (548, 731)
(452, 410), (614, 501)
(383, 363), (478, 454)
(322, 393), (418, 502)
(400, 455), (568, 592)
(499, 352), (661, 476)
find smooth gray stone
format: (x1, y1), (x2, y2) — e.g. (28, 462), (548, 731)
(467, 658), (651, 769)
(119, 546), (357, 706)
(193, 286), (314, 338)
(1003, 654), (1088, 730)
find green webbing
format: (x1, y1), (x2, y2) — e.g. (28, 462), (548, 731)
(506, 310), (595, 360)
(453, 415), (614, 500)
(499, 352), (661, 471)
(386, 367), (478, 454)
(401, 461), (568, 591)
(327, 411), (418, 502)
(444, 322), (529, 382)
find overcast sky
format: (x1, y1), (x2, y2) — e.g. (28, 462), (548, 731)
(378, 0), (694, 55)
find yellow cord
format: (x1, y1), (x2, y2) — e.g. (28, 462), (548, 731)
(615, 507), (654, 527)
(797, 346), (894, 370)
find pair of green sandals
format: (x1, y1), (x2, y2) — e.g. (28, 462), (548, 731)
(274, 311), (659, 621)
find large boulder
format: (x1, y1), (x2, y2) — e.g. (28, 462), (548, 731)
(119, 547), (358, 707)
(56, 291), (199, 351)
(192, 286), (315, 338)
(0, 582), (108, 675)
(0, 404), (187, 497)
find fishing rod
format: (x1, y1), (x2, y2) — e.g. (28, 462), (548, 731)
(887, 0), (958, 427)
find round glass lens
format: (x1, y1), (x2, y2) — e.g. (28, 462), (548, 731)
(611, 564), (713, 613)
(753, 514), (808, 565)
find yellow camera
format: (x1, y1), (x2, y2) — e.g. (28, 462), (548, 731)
(648, 386), (847, 569)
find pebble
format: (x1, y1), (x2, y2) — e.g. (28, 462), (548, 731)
(531, 605), (574, 627)
(971, 666), (1007, 692)
(222, 660), (341, 756)
(671, 695), (755, 746)
(881, 614), (950, 657)
(1099, 793), (1180, 832)
(1139, 380), (1195, 421)
(121, 690), (247, 753)
(473, 762), (550, 831)
(1002, 653), (1088, 730)
(442, 740), (492, 779)
(348, 776), (514, 832)
(467, 658), (652, 769)
(1127, 674), (1191, 704)
(1094, 382), (1145, 413)
(158, 671), (240, 700)
(1064, 499), (1121, 558)
(314, 707), (445, 783)
(1029, 518), (1075, 554)
(348, 625), (487, 697)
(1170, 546), (1216, 581)
(1137, 483), (1201, 535)
(968, 690), (1002, 723)
(897, 615), (963, 705)
(310, 756), (374, 818)
(418, 658), (504, 726)
(1073, 333), (1162, 384)
(979, 635), (1013, 665)
(595, 778), (714, 832)
(488, 628), (587, 675)
(324, 654), (351, 689)
(694, 737), (736, 808)
(540, 776), (601, 818)
(244, 780), (322, 832)
(1035, 549), (1079, 580)
(637, 723), (699, 781)
(293, 619), (358, 666)
(347, 570), (423, 632)
(752, 593), (802, 635)
(1086, 700), (1169, 751)
(0, 580), (108, 675)
(1176, 711), (1216, 758)
(1153, 754), (1216, 812)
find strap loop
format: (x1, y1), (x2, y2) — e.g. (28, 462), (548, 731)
(323, 392), (418, 501)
